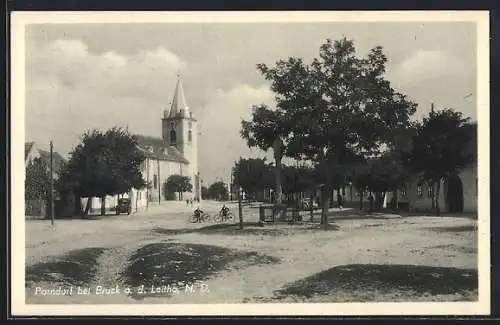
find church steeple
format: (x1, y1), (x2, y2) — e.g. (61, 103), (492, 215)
(166, 74), (190, 119)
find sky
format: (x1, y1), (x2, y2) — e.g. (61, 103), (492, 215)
(24, 21), (477, 185)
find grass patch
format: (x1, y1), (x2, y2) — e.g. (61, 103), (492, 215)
(152, 222), (325, 237)
(427, 244), (476, 254)
(121, 242), (281, 299)
(25, 247), (107, 287)
(270, 264), (477, 302)
(425, 225), (477, 233)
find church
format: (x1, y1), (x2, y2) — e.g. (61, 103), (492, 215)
(131, 76), (201, 210)
(81, 76), (201, 214)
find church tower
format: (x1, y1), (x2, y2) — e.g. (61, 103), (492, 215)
(162, 76), (201, 200)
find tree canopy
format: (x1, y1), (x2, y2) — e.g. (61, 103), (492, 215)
(165, 174), (193, 200)
(25, 157), (50, 200)
(56, 127), (146, 213)
(407, 108), (476, 215)
(232, 157), (274, 199)
(243, 37), (417, 226)
(205, 181), (229, 201)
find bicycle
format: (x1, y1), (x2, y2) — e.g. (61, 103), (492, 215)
(214, 210), (234, 223)
(189, 212), (211, 223)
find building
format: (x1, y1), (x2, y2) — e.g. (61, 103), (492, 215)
(25, 141), (69, 218)
(25, 141), (67, 179)
(82, 76), (201, 214)
(341, 123), (478, 213)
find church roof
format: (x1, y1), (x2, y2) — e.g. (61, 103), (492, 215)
(167, 77), (189, 119)
(134, 135), (190, 164)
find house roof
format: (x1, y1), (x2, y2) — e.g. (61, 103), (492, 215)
(25, 142), (35, 160)
(134, 135), (190, 164)
(38, 149), (67, 175)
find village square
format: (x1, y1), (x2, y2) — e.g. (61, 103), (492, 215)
(22, 20), (480, 305)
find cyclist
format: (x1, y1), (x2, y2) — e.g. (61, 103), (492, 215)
(194, 207), (204, 222)
(220, 204), (230, 218)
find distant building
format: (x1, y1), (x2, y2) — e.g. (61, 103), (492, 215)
(24, 141), (69, 218)
(342, 123), (478, 213)
(25, 141), (66, 180)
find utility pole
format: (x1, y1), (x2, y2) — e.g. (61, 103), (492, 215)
(146, 157), (149, 210)
(230, 171), (233, 201)
(49, 141), (55, 227)
(238, 183), (243, 230)
(157, 158), (161, 205)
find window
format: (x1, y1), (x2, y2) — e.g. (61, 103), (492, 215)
(188, 130), (192, 142)
(153, 175), (158, 189)
(170, 130), (176, 144)
(427, 184), (433, 198)
(417, 184), (423, 197)
(400, 185), (407, 199)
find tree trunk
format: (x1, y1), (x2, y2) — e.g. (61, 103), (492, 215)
(100, 196), (106, 216)
(320, 186), (330, 229)
(435, 180), (441, 216)
(393, 189), (398, 211)
(83, 197), (92, 218)
(309, 189), (314, 222)
(275, 157), (283, 205)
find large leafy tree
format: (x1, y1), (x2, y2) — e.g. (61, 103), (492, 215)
(25, 157), (50, 200)
(241, 106), (287, 204)
(407, 108), (475, 215)
(56, 127), (146, 217)
(250, 38), (417, 228)
(165, 174), (193, 200)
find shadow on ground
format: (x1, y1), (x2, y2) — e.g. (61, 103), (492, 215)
(25, 247), (107, 287)
(120, 242), (281, 299)
(252, 264), (477, 302)
(152, 222), (340, 237)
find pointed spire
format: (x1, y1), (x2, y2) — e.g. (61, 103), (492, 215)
(168, 74), (189, 118)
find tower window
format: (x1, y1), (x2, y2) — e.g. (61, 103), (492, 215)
(170, 130), (177, 144)
(188, 130), (192, 142)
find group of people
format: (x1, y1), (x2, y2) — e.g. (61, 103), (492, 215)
(185, 198), (200, 206)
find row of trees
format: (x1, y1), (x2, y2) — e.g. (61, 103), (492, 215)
(201, 181), (229, 201)
(239, 37), (475, 228)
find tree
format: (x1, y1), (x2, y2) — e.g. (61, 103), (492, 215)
(241, 105), (288, 205)
(407, 108), (475, 216)
(165, 174), (193, 200)
(201, 186), (209, 200)
(232, 157), (274, 201)
(253, 38), (417, 228)
(206, 181), (229, 201)
(25, 157), (50, 200)
(56, 127), (146, 217)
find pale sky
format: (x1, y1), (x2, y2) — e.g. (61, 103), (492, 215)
(25, 22), (477, 185)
